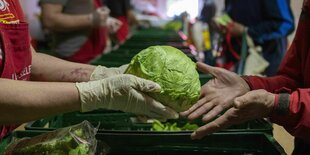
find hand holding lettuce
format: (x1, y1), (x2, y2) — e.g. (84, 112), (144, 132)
(125, 46), (201, 112)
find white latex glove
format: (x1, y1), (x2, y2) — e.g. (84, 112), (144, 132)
(76, 74), (179, 120)
(90, 7), (110, 27)
(90, 64), (128, 80)
(106, 17), (122, 33)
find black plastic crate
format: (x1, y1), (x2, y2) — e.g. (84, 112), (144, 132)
(25, 110), (273, 135)
(0, 131), (285, 155)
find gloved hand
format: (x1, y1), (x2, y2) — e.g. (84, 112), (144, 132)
(180, 62), (250, 122)
(90, 64), (128, 80)
(190, 89), (274, 139)
(76, 74), (179, 120)
(90, 7), (110, 27)
(106, 17), (122, 33)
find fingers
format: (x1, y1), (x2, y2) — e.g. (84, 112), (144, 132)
(180, 97), (208, 117)
(197, 62), (223, 78)
(150, 102), (179, 119)
(119, 64), (129, 73)
(131, 76), (162, 93)
(107, 17), (122, 32)
(201, 105), (224, 122)
(187, 100), (215, 121)
(191, 108), (235, 140)
(233, 92), (254, 109)
(131, 89), (179, 119)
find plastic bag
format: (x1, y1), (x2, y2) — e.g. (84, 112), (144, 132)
(243, 34), (269, 75)
(4, 121), (101, 155)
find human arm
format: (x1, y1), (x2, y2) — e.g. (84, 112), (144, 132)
(0, 78), (80, 124)
(6, 47), (174, 124)
(31, 46), (96, 82)
(187, 89), (310, 144)
(40, 2), (109, 32)
(31, 46), (128, 82)
(181, 44), (301, 123)
(0, 74), (178, 124)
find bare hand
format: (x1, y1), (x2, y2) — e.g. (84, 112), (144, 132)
(181, 62), (250, 123)
(190, 89), (275, 139)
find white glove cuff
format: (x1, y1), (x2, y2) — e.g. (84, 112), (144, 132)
(76, 82), (102, 112)
(90, 65), (109, 81)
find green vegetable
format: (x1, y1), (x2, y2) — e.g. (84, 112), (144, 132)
(151, 120), (199, 131)
(126, 46), (201, 112)
(215, 14), (232, 26)
(164, 21), (182, 31)
(5, 121), (96, 155)
(13, 129), (89, 155)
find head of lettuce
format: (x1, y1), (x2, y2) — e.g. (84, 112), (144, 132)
(125, 46), (201, 112)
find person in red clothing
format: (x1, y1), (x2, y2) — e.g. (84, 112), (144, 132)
(0, 0), (177, 140)
(181, 0), (310, 154)
(104, 0), (138, 44)
(39, 0), (122, 63)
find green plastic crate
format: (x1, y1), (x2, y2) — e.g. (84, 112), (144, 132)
(0, 131), (285, 155)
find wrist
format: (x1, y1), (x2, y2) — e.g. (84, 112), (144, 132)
(75, 81), (104, 112)
(90, 65), (109, 81)
(272, 93), (290, 115)
(90, 11), (100, 27)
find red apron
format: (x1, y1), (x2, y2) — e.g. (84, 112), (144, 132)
(115, 16), (129, 44)
(0, 22), (32, 140)
(67, 0), (107, 63)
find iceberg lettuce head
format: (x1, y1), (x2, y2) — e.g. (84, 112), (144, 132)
(125, 46), (200, 112)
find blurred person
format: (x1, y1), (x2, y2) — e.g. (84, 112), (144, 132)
(104, 0), (138, 44)
(199, 0), (216, 26)
(39, 0), (122, 63)
(215, 0), (294, 76)
(181, 0), (310, 153)
(0, 0), (178, 140)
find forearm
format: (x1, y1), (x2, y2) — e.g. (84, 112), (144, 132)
(41, 4), (93, 32)
(0, 78), (80, 124)
(243, 75), (299, 93)
(31, 51), (96, 82)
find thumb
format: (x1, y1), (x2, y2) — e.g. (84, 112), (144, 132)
(233, 95), (249, 109)
(197, 62), (221, 77)
(132, 76), (162, 93)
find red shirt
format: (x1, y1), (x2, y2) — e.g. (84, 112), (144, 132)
(244, 0), (310, 144)
(0, 0), (25, 72)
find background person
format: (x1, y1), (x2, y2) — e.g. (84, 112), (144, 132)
(181, 0), (310, 153)
(39, 0), (121, 63)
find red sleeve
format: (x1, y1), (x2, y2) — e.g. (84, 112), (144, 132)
(244, 6), (310, 143)
(243, 40), (301, 93)
(270, 89), (310, 144)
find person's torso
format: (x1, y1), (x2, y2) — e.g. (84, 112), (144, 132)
(225, 0), (289, 62)
(295, 0), (310, 87)
(0, 0), (32, 140)
(104, 0), (129, 17)
(0, 0), (31, 79)
(42, 0), (97, 57)
(225, 0), (264, 27)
